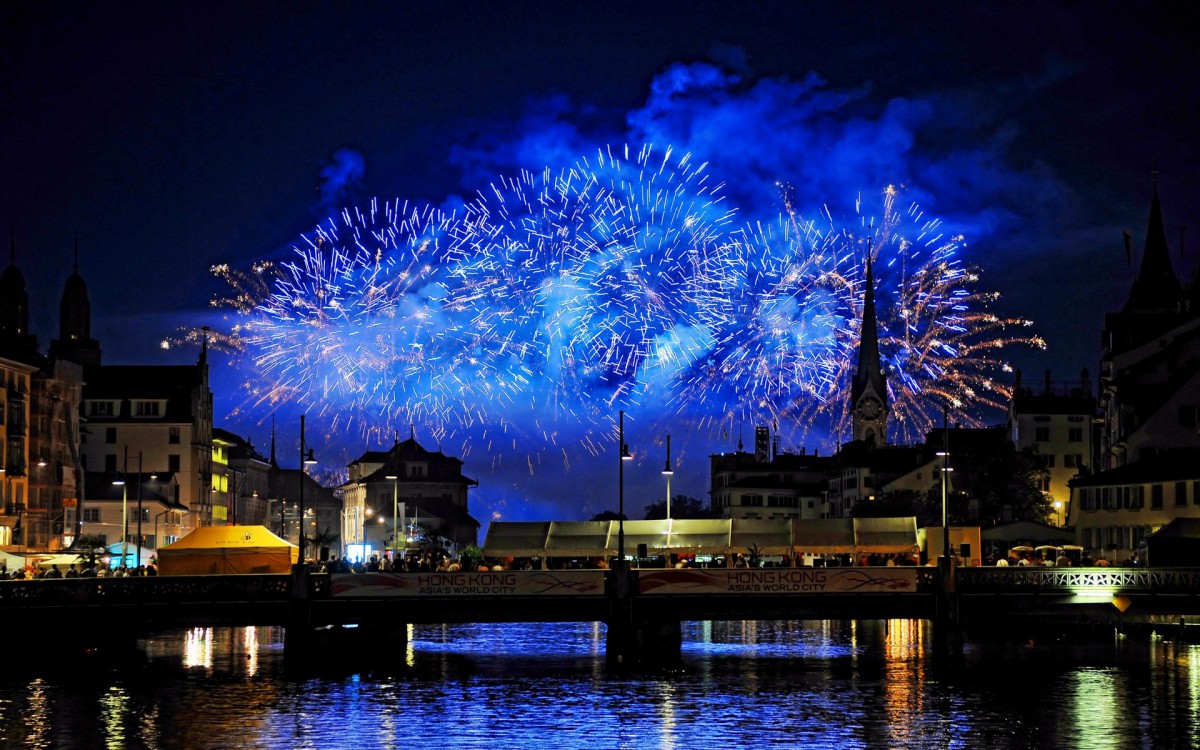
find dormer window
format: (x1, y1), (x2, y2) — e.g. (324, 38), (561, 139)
(87, 400), (117, 417)
(133, 400), (163, 417)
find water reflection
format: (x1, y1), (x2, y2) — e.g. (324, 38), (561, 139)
(0, 621), (1195, 748)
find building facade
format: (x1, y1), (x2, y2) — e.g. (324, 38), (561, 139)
(1008, 369), (1096, 526)
(339, 432), (480, 556)
(709, 427), (832, 520)
(77, 358), (213, 530)
(1069, 183), (1200, 561)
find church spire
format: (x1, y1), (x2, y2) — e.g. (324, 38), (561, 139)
(0, 229), (33, 348)
(1123, 178), (1181, 312)
(851, 234), (888, 445)
(270, 415), (278, 467)
(50, 236), (102, 368)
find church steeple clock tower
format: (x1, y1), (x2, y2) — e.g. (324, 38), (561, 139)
(49, 237), (103, 369)
(851, 239), (889, 445)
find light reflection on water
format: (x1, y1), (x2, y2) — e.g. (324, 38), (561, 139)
(0, 621), (1196, 749)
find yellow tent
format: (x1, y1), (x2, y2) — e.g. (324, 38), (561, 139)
(157, 525), (298, 575)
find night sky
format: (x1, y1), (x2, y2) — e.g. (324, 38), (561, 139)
(3, 2), (1199, 524)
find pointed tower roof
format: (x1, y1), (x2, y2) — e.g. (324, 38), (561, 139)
(851, 245), (887, 408)
(1123, 181), (1181, 312)
(0, 230), (30, 338)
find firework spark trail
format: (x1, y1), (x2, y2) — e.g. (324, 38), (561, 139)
(208, 199), (537, 435)
(796, 187), (1046, 444)
(449, 144), (738, 416)
(195, 151), (1043, 466)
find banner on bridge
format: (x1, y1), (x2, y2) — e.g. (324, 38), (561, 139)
(639, 568), (919, 595)
(331, 570), (606, 597)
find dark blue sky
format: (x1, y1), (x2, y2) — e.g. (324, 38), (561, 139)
(3, 1), (1199, 521)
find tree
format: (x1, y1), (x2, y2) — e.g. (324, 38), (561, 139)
(71, 534), (107, 568)
(307, 527), (339, 562)
(643, 495), (709, 519)
(948, 443), (1051, 526)
(589, 510), (627, 522)
(851, 493), (923, 520)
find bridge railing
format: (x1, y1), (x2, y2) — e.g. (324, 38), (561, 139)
(956, 567), (1200, 593)
(0, 574), (297, 606)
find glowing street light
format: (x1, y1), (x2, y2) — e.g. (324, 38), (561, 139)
(662, 433), (673, 520)
(297, 415), (317, 566)
(618, 410), (632, 563)
(937, 407), (953, 564)
(112, 447), (128, 569)
(386, 472), (399, 558)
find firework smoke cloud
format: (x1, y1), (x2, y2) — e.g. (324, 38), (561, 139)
(198, 57), (1054, 515)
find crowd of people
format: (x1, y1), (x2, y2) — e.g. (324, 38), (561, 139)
(990, 551), (1114, 567)
(0, 561), (159, 579)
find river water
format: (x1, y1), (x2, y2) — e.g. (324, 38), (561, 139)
(0, 619), (1195, 749)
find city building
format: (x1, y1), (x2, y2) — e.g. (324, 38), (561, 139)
(339, 431), (480, 557)
(214, 428), (272, 526)
(76, 354), (214, 528)
(1069, 183), (1200, 561)
(1007, 369), (1096, 526)
(0, 239), (86, 554)
(79, 470), (188, 558)
(266, 424), (340, 558)
(709, 426), (832, 520)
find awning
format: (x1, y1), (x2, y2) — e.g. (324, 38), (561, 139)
(667, 519), (731, 553)
(481, 521), (549, 557)
(791, 519), (855, 554)
(544, 521), (612, 557)
(731, 519), (792, 554)
(31, 553), (84, 570)
(620, 520), (672, 554)
(854, 517), (919, 553)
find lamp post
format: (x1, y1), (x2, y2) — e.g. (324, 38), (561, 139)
(136, 452), (144, 568)
(362, 506), (372, 561)
(662, 433), (673, 520)
(618, 410), (632, 563)
(117, 447), (129, 569)
(937, 407), (952, 563)
(386, 473), (399, 558)
(154, 509), (165, 555)
(153, 507), (184, 558)
(338, 508), (350, 558)
(297, 415), (317, 566)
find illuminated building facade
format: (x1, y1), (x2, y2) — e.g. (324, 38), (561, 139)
(1007, 369), (1097, 526)
(709, 427), (832, 520)
(339, 431), (480, 554)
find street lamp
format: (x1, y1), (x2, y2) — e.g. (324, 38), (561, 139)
(386, 472), (400, 558)
(136, 452), (144, 568)
(618, 410), (632, 564)
(154, 509), (168, 555)
(937, 407), (952, 564)
(362, 506), (373, 560)
(662, 433), (673, 520)
(113, 447), (128, 569)
(297, 415), (317, 566)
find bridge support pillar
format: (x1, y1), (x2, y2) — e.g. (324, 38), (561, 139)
(605, 564), (681, 669)
(284, 564), (314, 672)
(933, 555), (962, 661)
